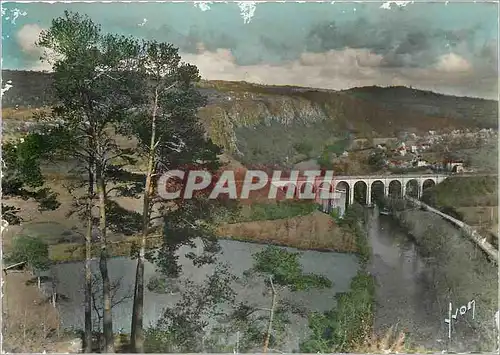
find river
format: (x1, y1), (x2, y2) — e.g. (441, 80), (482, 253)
(367, 206), (446, 350)
(49, 239), (360, 352)
(35, 206), (488, 352)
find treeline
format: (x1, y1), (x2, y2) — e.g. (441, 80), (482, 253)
(1, 69), (55, 108)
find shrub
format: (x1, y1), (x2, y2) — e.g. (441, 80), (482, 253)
(7, 235), (50, 271)
(293, 141), (313, 157)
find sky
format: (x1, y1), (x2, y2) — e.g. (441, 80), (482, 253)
(1, 1), (498, 99)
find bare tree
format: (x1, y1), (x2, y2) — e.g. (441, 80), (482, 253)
(90, 275), (133, 350)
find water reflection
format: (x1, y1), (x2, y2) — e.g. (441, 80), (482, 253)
(367, 207), (444, 350)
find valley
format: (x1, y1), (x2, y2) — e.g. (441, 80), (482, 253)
(1, 34), (498, 354)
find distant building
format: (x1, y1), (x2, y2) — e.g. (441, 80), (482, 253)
(323, 187), (347, 217)
(445, 160), (464, 173)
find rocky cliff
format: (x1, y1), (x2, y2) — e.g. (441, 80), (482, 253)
(2, 70), (498, 167)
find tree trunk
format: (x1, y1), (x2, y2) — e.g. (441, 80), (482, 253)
(131, 87), (159, 353)
(97, 175), (114, 353)
(84, 166), (94, 353)
(263, 277), (277, 353)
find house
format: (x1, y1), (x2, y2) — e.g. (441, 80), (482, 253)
(411, 145), (417, 153)
(321, 186), (347, 217)
(272, 176), (347, 217)
(445, 160), (465, 173)
(416, 160), (428, 167)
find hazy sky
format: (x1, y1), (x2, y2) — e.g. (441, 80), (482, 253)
(1, 1), (498, 99)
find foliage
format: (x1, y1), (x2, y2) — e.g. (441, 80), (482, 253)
(293, 141), (313, 157)
(439, 206), (464, 221)
(144, 246), (333, 352)
(144, 263), (237, 352)
(212, 246), (331, 352)
(317, 146), (336, 170)
(90, 274), (133, 334)
(229, 200), (319, 223)
(367, 149), (387, 171)
(302, 202), (374, 353)
(317, 137), (351, 173)
(300, 271), (375, 353)
(7, 235), (51, 271)
(246, 245), (332, 291)
(234, 121), (338, 168)
(36, 11), (146, 352)
(146, 276), (181, 294)
(212, 298), (304, 353)
(325, 138), (350, 155)
(337, 202), (364, 228)
(329, 207), (343, 224)
(421, 176), (498, 208)
(1, 134), (60, 224)
(395, 210), (498, 350)
(335, 202), (370, 264)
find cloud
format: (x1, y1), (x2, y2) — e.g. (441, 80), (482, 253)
(183, 46), (497, 99)
(16, 24), (61, 71)
(305, 18), (483, 70)
(435, 53), (472, 72)
(15, 19), (497, 99)
(16, 23), (43, 53)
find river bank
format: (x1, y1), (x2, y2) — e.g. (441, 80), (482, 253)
(387, 203), (498, 352)
(300, 204), (378, 353)
(50, 238), (360, 352)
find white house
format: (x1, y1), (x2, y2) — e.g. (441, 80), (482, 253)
(446, 161), (464, 173)
(319, 187), (347, 217)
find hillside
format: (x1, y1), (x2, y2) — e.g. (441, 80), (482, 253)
(343, 85), (498, 129)
(420, 175), (498, 244)
(2, 69), (498, 167)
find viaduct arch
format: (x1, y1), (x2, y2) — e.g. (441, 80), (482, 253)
(273, 173), (452, 206)
(331, 174), (448, 205)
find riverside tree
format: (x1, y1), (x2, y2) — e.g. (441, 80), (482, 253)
(144, 263), (237, 352)
(213, 246), (332, 353)
(115, 40), (233, 352)
(36, 11), (141, 352)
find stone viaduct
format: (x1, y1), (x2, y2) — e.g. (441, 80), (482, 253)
(331, 174), (449, 205)
(277, 173), (451, 206)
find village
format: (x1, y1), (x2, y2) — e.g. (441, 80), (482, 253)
(360, 128), (497, 174)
